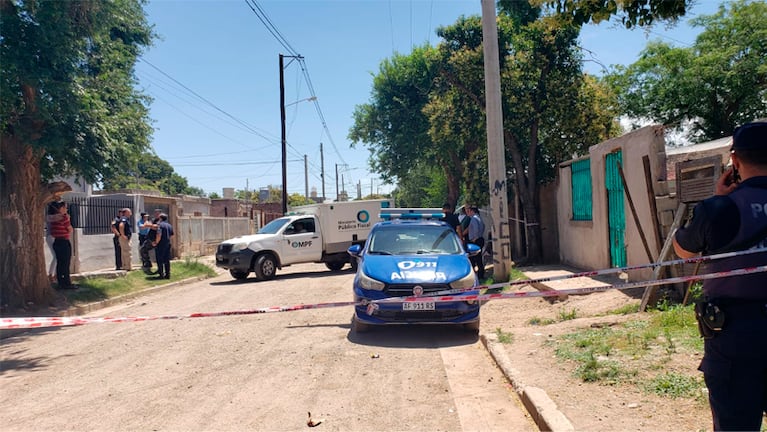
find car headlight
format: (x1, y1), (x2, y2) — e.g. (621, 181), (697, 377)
(230, 242), (249, 252)
(357, 272), (385, 291)
(450, 272), (476, 290)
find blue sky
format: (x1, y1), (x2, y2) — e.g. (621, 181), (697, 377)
(135, 0), (725, 198)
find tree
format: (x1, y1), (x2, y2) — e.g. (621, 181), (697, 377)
(605, 0), (767, 142)
(536, 0), (691, 28)
(0, 0), (153, 309)
(288, 193), (313, 207)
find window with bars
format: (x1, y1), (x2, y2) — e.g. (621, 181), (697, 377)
(571, 159), (592, 221)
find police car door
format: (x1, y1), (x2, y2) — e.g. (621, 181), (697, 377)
(282, 217), (322, 264)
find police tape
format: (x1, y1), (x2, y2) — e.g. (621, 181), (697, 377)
(0, 300), (359, 330)
(416, 246), (767, 298)
(375, 263), (767, 304)
(2, 253), (766, 331)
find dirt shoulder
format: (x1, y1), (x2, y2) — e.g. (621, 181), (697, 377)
(480, 282), (714, 431)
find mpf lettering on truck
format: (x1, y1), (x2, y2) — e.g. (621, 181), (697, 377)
(291, 240), (313, 248)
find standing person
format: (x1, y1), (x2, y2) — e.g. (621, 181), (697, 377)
(48, 201), (75, 289)
(673, 121), (767, 432)
(137, 212), (151, 247)
(140, 208), (162, 274)
(458, 206), (471, 245)
(440, 202), (460, 232)
(45, 202), (59, 282)
(152, 213), (174, 279)
(118, 208), (133, 271)
(467, 206), (486, 279)
(110, 209), (123, 270)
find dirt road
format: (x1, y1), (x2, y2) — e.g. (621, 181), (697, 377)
(1, 263), (534, 431)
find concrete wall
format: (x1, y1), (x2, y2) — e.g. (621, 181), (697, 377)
(557, 125), (667, 281)
(44, 230), (148, 273)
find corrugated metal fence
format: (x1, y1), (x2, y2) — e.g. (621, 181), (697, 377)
(176, 216), (256, 256)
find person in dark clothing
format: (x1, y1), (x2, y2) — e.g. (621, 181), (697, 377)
(466, 206), (486, 279)
(140, 208), (162, 274)
(152, 213), (174, 279)
(440, 202), (460, 232)
(48, 201), (75, 289)
(110, 209), (123, 270)
(673, 121), (767, 432)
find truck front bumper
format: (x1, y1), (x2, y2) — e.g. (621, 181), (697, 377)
(215, 248), (254, 272)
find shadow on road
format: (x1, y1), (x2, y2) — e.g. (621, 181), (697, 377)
(346, 323), (479, 348)
(209, 268), (353, 286)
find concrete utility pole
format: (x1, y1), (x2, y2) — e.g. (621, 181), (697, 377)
(320, 142), (326, 201)
(481, 0), (511, 280)
(304, 155), (309, 199)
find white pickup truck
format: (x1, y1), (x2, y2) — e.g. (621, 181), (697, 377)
(215, 199), (393, 280)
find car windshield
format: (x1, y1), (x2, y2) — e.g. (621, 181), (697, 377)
(368, 225), (462, 255)
(257, 217), (290, 234)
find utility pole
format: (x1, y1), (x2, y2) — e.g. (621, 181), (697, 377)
(304, 155), (309, 199)
(279, 54), (288, 214)
(481, 0), (511, 279)
(320, 142), (326, 202)
(335, 163), (339, 201)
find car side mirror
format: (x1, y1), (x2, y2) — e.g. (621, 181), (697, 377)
(347, 244), (362, 256)
(466, 243), (481, 256)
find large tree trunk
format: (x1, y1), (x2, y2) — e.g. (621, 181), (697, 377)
(505, 130), (543, 263)
(0, 135), (59, 309)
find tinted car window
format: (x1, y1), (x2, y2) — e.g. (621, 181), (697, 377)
(369, 225), (461, 255)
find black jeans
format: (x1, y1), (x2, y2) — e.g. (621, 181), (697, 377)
(113, 235), (121, 269)
(53, 238), (72, 288)
(699, 301), (767, 431)
(470, 237), (485, 278)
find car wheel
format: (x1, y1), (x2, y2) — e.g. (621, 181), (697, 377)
(351, 316), (370, 333)
(255, 254), (277, 280)
(464, 319), (480, 333)
(229, 269), (249, 280)
(325, 261), (345, 271)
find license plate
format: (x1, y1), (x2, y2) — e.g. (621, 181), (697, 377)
(402, 301), (435, 311)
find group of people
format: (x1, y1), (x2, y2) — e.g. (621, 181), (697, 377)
(441, 202), (486, 279)
(111, 208), (174, 279)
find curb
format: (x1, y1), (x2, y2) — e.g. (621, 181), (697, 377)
(481, 333), (575, 432)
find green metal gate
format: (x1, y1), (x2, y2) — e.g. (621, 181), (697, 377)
(605, 151), (627, 267)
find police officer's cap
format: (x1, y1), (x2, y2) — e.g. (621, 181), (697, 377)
(732, 121), (767, 152)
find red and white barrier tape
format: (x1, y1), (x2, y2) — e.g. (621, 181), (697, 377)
(2, 252), (766, 331)
(418, 246), (767, 298)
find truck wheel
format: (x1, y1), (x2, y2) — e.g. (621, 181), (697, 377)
(255, 254), (277, 280)
(229, 269), (249, 280)
(325, 261), (345, 272)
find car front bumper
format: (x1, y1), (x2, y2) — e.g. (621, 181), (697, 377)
(215, 249), (255, 272)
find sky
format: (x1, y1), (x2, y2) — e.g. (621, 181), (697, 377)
(135, 0), (726, 199)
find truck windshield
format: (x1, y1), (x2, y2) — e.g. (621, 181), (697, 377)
(258, 217), (290, 234)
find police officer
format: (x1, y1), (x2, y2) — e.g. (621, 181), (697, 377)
(673, 121), (767, 432)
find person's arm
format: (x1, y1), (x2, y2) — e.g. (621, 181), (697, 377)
(119, 221), (127, 238)
(153, 227), (162, 246)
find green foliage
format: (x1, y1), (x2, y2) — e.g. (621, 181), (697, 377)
(64, 259), (216, 303)
(552, 305), (703, 387)
(499, 0), (690, 29)
(101, 151), (206, 196)
(643, 373), (704, 399)
(605, 0), (767, 142)
(288, 193), (314, 207)
(494, 327), (515, 344)
(1, 0), (155, 184)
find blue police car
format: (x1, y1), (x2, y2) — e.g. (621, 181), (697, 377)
(347, 212), (482, 333)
